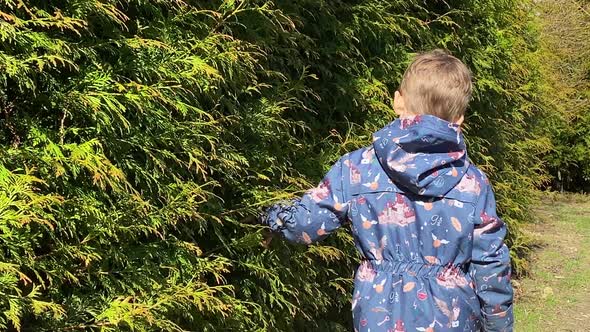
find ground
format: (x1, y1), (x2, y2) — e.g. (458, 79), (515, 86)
(514, 194), (590, 331)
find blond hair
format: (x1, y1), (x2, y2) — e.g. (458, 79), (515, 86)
(399, 49), (472, 122)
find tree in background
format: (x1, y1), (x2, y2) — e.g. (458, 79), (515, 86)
(538, 0), (590, 192)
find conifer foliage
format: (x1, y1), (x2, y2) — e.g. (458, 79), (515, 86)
(0, 0), (550, 330)
(538, 0), (590, 192)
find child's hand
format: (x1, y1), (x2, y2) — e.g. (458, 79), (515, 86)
(240, 215), (258, 224)
(261, 229), (274, 248)
(239, 214), (275, 248)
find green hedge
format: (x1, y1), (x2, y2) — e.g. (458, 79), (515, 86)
(0, 0), (551, 330)
(538, 0), (590, 192)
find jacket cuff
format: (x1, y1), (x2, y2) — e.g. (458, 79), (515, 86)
(260, 202), (290, 231)
(482, 305), (513, 332)
(259, 200), (302, 237)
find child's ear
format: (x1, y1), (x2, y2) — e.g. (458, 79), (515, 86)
(393, 91), (406, 116)
(455, 115), (465, 126)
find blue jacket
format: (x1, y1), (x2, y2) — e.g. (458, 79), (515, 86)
(262, 115), (514, 331)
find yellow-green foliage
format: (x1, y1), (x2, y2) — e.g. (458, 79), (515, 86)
(0, 0), (552, 330)
(537, 0), (590, 191)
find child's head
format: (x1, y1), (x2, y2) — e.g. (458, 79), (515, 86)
(394, 49), (472, 124)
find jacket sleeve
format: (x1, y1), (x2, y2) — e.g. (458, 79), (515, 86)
(260, 158), (349, 244)
(470, 182), (514, 331)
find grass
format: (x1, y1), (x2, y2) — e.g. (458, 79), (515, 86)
(514, 193), (590, 331)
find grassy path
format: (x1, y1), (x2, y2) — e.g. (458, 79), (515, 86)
(514, 195), (590, 331)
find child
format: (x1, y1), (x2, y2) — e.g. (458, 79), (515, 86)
(260, 50), (513, 331)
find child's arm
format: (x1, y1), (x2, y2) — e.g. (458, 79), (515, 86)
(470, 183), (514, 331)
(259, 158), (349, 244)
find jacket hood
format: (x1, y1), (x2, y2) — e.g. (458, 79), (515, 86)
(373, 114), (469, 197)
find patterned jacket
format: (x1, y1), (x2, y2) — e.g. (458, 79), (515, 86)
(262, 115), (514, 331)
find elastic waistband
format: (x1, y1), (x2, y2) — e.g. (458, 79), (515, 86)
(361, 259), (467, 278)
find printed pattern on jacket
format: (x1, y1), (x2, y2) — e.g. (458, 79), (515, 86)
(262, 115), (514, 331)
